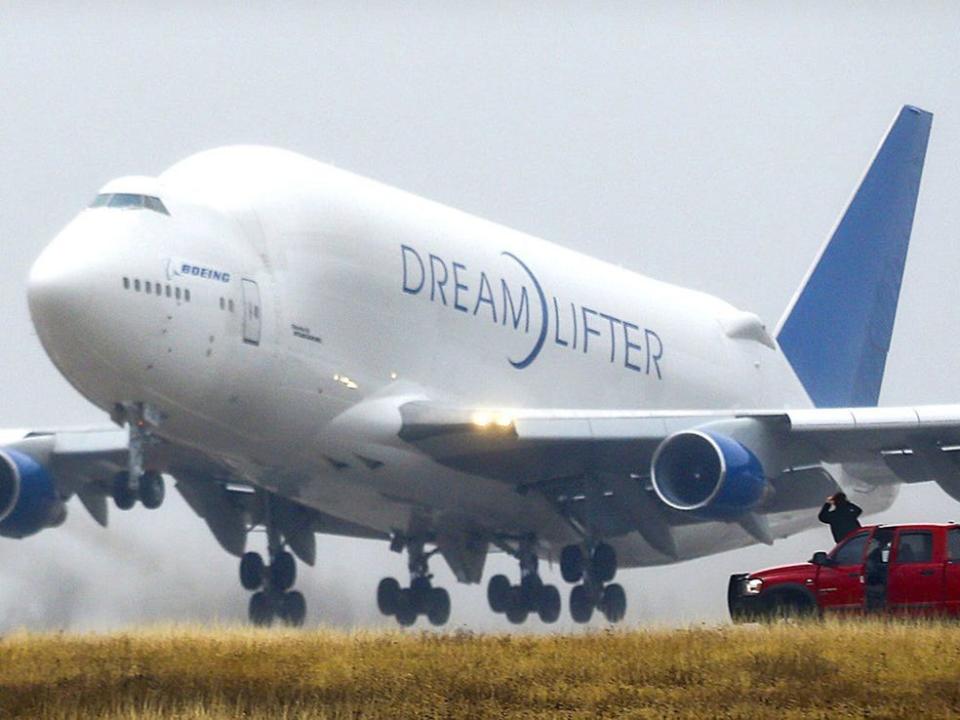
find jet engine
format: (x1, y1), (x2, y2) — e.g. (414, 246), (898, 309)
(0, 448), (66, 538)
(650, 430), (769, 519)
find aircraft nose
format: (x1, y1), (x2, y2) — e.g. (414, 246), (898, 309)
(27, 218), (106, 370)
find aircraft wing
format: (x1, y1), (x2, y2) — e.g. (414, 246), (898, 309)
(398, 401), (960, 548)
(0, 427), (385, 562)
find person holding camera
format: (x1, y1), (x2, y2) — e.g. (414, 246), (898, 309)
(818, 491), (863, 543)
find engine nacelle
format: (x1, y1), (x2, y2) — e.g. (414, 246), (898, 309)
(0, 448), (66, 538)
(651, 430), (768, 519)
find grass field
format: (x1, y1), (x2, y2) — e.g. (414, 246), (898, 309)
(2, 622), (959, 719)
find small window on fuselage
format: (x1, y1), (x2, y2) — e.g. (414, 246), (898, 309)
(175, 287), (181, 301)
(123, 277), (130, 290)
(166, 285), (171, 298)
(832, 530), (870, 566)
(145, 281), (152, 294)
(228, 299), (235, 312)
(134, 279), (141, 292)
(219, 297), (225, 310)
(184, 289), (191, 302)
(155, 282), (162, 296)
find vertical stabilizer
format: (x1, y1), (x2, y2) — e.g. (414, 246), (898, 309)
(776, 106), (932, 408)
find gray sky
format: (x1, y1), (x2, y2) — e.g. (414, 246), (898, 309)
(2, 2), (960, 631)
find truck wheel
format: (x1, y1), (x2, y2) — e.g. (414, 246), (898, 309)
(765, 592), (816, 622)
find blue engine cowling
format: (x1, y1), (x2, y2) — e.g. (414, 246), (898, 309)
(0, 448), (66, 538)
(650, 430), (768, 519)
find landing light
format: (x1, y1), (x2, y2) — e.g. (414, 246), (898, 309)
(333, 374), (359, 390)
(472, 412), (493, 427)
(471, 411), (514, 430)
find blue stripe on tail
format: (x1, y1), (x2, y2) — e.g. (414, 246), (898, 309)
(777, 106), (932, 408)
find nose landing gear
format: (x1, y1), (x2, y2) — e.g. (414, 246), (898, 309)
(111, 402), (166, 511)
(111, 469), (166, 510)
(562, 542), (626, 623)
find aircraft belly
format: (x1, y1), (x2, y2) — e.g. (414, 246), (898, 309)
(242, 450), (579, 547)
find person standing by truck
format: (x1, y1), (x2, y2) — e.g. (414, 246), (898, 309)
(818, 492), (863, 543)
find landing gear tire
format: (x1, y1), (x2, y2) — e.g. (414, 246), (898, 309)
(505, 585), (529, 625)
(249, 591), (273, 627)
(591, 543), (617, 584)
(410, 576), (433, 614)
(395, 588), (417, 627)
(537, 584), (562, 624)
(138, 470), (165, 509)
(561, 545), (584, 583)
(279, 590), (307, 627)
(111, 472), (136, 510)
(570, 584), (594, 624)
(520, 573), (544, 608)
(377, 577), (401, 616)
(487, 574), (511, 613)
(600, 583), (627, 623)
(240, 552), (265, 590)
(271, 550), (297, 592)
(427, 587), (451, 626)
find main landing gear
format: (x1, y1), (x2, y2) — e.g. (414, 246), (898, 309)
(241, 511), (307, 627)
(561, 542), (626, 623)
(377, 537), (451, 627)
(486, 537), (561, 625)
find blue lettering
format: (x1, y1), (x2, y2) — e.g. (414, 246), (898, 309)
(570, 301), (578, 350)
(181, 263), (190, 275)
(623, 321), (643, 372)
(222, 272), (231, 283)
(473, 271), (497, 322)
(452, 262), (469, 312)
(191, 266), (201, 276)
(211, 270), (221, 281)
(401, 245), (425, 294)
(201, 268), (210, 279)
(552, 296), (568, 347)
(645, 329), (664, 379)
(582, 306), (600, 353)
(501, 280), (530, 333)
(429, 254), (449, 305)
(599, 312), (622, 363)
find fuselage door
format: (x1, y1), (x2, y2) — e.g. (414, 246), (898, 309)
(242, 278), (261, 346)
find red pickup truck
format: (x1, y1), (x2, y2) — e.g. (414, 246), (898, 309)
(729, 523), (960, 620)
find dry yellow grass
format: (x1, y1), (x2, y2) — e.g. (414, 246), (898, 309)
(1, 621), (959, 719)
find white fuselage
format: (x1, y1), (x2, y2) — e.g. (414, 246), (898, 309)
(26, 146), (885, 570)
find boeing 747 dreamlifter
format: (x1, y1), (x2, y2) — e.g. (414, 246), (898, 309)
(3, 105), (952, 626)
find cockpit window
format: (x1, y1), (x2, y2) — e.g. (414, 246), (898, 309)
(109, 193), (144, 209)
(143, 196), (169, 214)
(89, 193), (170, 215)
